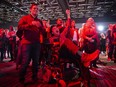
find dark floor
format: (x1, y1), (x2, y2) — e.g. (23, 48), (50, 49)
(0, 53), (116, 87)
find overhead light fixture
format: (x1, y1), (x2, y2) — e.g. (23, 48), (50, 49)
(97, 25), (104, 32)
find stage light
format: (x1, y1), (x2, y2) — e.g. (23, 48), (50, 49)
(97, 25), (104, 31)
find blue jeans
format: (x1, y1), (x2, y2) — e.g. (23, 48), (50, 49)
(19, 42), (41, 79)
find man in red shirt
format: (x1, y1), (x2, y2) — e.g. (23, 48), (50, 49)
(18, 3), (45, 83)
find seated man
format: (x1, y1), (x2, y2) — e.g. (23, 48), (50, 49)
(49, 10), (90, 87)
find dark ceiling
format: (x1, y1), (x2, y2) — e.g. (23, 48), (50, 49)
(0, 0), (116, 24)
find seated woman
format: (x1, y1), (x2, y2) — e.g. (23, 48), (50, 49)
(81, 17), (100, 68)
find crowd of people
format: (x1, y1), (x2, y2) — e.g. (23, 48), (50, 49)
(0, 26), (18, 62)
(0, 3), (116, 87)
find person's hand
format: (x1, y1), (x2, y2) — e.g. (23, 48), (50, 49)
(32, 21), (42, 28)
(88, 37), (94, 42)
(66, 9), (70, 18)
(87, 37), (92, 42)
(66, 9), (70, 15)
(9, 37), (13, 40)
(46, 22), (50, 28)
(32, 21), (36, 26)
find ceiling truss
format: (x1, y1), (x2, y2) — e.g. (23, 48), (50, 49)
(0, 0), (116, 24)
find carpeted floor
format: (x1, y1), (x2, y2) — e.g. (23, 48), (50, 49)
(0, 54), (116, 87)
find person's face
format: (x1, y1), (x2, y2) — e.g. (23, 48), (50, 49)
(10, 26), (13, 31)
(57, 19), (63, 25)
(109, 24), (113, 30)
(0, 29), (3, 37)
(5, 29), (9, 33)
(113, 32), (116, 38)
(52, 26), (60, 36)
(86, 18), (94, 27)
(30, 5), (39, 16)
(86, 20), (94, 27)
(100, 33), (105, 37)
(71, 20), (75, 27)
(42, 20), (47, 27)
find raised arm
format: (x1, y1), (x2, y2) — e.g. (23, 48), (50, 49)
(60, 9), (71, 36)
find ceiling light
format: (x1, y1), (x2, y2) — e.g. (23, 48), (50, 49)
(97, 25), (104, 32)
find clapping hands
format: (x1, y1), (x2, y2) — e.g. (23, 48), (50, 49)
(32, 21), (42, 28)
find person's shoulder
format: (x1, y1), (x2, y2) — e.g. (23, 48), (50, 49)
(37, 18), (43, 25)
(20, 14), (30, 19)
(73, 28), (78, 32)
(75, 28), (78, 30)
(37, 18), (42, 22)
